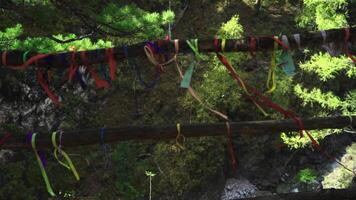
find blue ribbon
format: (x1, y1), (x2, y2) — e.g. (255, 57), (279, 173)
(123, 46), (160, 91)
(99, 127), (111, 169)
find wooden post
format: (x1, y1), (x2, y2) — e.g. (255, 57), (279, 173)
(1, 27), (355, 70)
(0, 115), (355, 149)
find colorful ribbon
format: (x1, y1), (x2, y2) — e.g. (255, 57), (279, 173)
(2, 51), (50, 70)
(214, 38), (268, 116)
(52, 132), (80, 181)
(214, 42), (321, 149)
(68, 51), (78, 82)
(144, 41), (175, 73)
(36, 69), (61, 108)
(124, 46), (160, 91)
(100, 127), (111, 169)
(344, 28), (356, 64)
(173, 39), (237, 171)
(105, 48), (117, 80)
(225, 122), (237, 171)
(266, 37), (278, 93)
(31, 133), (56, 197)
(81, 52), (110, 89)
(174, 123), (185, 150)
(186, 39), (204, 60)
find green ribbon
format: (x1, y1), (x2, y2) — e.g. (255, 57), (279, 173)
(186, 39), (204, 60)
(22, 51), (30, 63)
(52, 132), (80, 181)
(31, 133), (56, 197)
(280, 51), (295, 76)
(180, 62), (195, 88)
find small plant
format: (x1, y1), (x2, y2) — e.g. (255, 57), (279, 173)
(145, 170), (156, 200)
(297, 168), (317, 183)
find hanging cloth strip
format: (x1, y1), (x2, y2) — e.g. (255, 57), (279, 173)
(75, 67), (88, 89)
(51, 132), (80, 181)
(186, 39), (205, 60)
(99, 64), (111, 83)
(1, 51), (50, 70)
(144, 42), (176, 73)
(170, 39), (237, 172)
(68, 50), (78, 82)
(105, 48), (117, 81)
(215, 38), (356, 175)
(174, 123), (185, 151)
(344, 28), (356, 64)
(124, 45), (160, 91)
(36, 69), (61, 108)
(214, 38), (319, 147)
(31, 133), (56, 197)
(216, 39), (268, 116)
(80, 52), (110, 89)
(225, 121), (237, 171)
(180, 39), (200, 88)
(100, 127), (112, 169)
(266, 37), (279, 93)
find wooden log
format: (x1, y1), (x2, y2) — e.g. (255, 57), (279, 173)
(0, 115), (355, 149)
(0, 27), (355, 70)
(238, 187), (356, 200)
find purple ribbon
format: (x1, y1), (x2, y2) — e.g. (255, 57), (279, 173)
(26, 131), (47, 166)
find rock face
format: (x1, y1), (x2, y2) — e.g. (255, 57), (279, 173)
(0, 66), (99, 131)
(221, 178), (258, 200)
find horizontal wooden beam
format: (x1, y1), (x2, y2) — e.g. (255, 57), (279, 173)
(238, 187), (356, 200)
(0, 27), (355, 70)
(0, 115), (355, 150)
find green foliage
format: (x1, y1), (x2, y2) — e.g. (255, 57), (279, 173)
(294, 85), (342, 111)
(299, 53), (355, 81)
(0, 24), (113, 52)
(153, 138), (225, 199)
(0, 24), (23, 50)
(97, 3), (174, 40)
(281, 129), (336, 149)
(297, 168), (317, 183)
(217, 15), (244, 38)
(282, 0), (355, 150)
(297, 0), (348, 30)
(112, 142), (149, 200)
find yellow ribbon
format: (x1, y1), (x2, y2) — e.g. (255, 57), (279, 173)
(52, 132), (80, 181)
(174, 123), (185, 151)
(266, 36), (278, 93)
(221, 39), (226, 52)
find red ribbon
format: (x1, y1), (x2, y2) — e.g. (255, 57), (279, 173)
(249, 37), (257, 56)
(68, 51), (78, 81)
(344, 28), (356, 64)
(0, 133), (11, 147)
(105, 48), (117, 81)
(271, 36), (290, 50)
(89, 68), (110, 89)
(214, 39), (320, 150)
(226, 122), (237, 172)
(36, 69), (61, 108)
(2, 52), (50, 70)
(81, 52), (110, 89)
